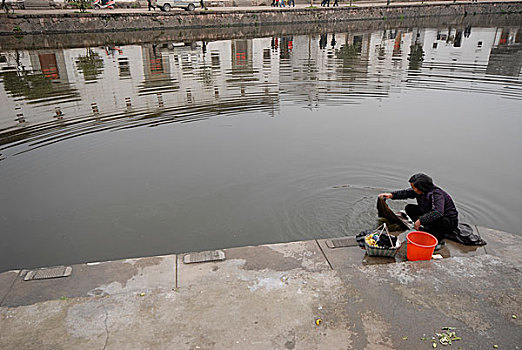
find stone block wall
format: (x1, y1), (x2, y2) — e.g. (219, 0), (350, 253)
(1, 1), (521, 34)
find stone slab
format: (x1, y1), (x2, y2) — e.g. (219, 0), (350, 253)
(0, 227), (520, 349)
(0, 270), (19, 304)
(318, 227), (487, 269)
(1, 252), (521, 350)
(24, 266), (72, 281)
(1, 255), (176, 307)
(335, 254), (522, 350)
(317, 238), (368, 269)
(325, 236), (358, 248)
(177, 240), (331, 289)
(183, 250), (225, 264)
(478, 226), (522, 267)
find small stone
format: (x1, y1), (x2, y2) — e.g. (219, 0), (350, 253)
(512, 315), (517, 319)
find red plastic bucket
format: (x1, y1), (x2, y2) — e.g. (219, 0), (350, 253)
(406, 231), (438, 261)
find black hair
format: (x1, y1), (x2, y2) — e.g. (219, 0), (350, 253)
(408, 173), (434, 193)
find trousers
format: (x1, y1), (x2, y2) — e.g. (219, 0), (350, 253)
(405, 204), (457, 243)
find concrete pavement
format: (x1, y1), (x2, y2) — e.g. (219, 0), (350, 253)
(1, 227), (521, 349)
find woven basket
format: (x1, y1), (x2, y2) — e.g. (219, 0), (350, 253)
(364, 223), (401, 257)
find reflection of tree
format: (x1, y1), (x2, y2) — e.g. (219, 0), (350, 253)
(336, 42), (362, 68)
(408, 42), (424, 70)
(2, 71), (77, 101)
(198, 66), (213, 87)
(76, 49), (104, 81)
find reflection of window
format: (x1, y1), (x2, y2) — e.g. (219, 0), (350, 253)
(393, 34), (402, 57)
(437, 33), (447, 41)
(280, 37), (292, 59)
(353, 36), (363, 52)
(499, 32), (509, 45)
(454, 31), (462, 48)
(150, 56), (164, 75)
(39, 53), (59, 80)
(235, 41), (248, 66)
(211, 53), (220, 67)
(118, 58), (131, 79)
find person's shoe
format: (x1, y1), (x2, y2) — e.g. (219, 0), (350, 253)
(434, 240), (446, 251)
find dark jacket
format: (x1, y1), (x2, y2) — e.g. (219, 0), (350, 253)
(391, 186), (459, 225)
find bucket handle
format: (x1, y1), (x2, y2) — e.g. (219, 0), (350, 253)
(376, 223), (397, 248)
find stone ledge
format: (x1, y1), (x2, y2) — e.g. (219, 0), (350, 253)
(1, 1), (521, 34)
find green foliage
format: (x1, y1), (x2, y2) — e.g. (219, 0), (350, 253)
(67, 0), (91, 12)
(336, 41), (362, 68)
(408, 42), (424, 70)
(76, 49), (104, 81)
(2, 70), (77, 101)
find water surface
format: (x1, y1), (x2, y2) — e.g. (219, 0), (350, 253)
(1, 18), (521, 271)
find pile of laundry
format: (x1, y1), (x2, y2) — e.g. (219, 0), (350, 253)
(364, 230), (397, 248)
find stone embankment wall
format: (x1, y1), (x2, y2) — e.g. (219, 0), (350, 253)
(1, 12), (520, 49)
(1, 2), (521, 34)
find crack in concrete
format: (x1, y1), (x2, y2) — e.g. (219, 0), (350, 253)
(315, 240), (333, 270)
(102, 304), (109, 350)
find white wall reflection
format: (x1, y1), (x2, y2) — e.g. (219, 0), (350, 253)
(0, 26), (520, 132)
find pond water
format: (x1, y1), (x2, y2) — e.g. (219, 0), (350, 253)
(1, 18), (521, 272)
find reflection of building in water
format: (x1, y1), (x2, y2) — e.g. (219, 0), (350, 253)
(62, 46), (141, 119)
(30, 51), (68, 82)
(1, 26), (521, 132)
(140, 44), (177, 96)
(422, 27), (497, 65)
(403, 26), (521, 95)
(364, 26), (520, 77)
(368, 30), (412, 83)
(0, 49), (79, 128)
(487, 28), (522, 76)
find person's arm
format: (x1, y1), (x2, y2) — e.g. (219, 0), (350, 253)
(390, 188), (416, 200)
(379, 188), (416, 200)
(419, 191), (445, 225)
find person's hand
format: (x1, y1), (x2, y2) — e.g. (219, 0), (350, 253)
(378, 193), (393, 199)
(414, 220), (421, 230)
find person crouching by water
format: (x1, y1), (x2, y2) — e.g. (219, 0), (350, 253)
(378, 173), (459, 248)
